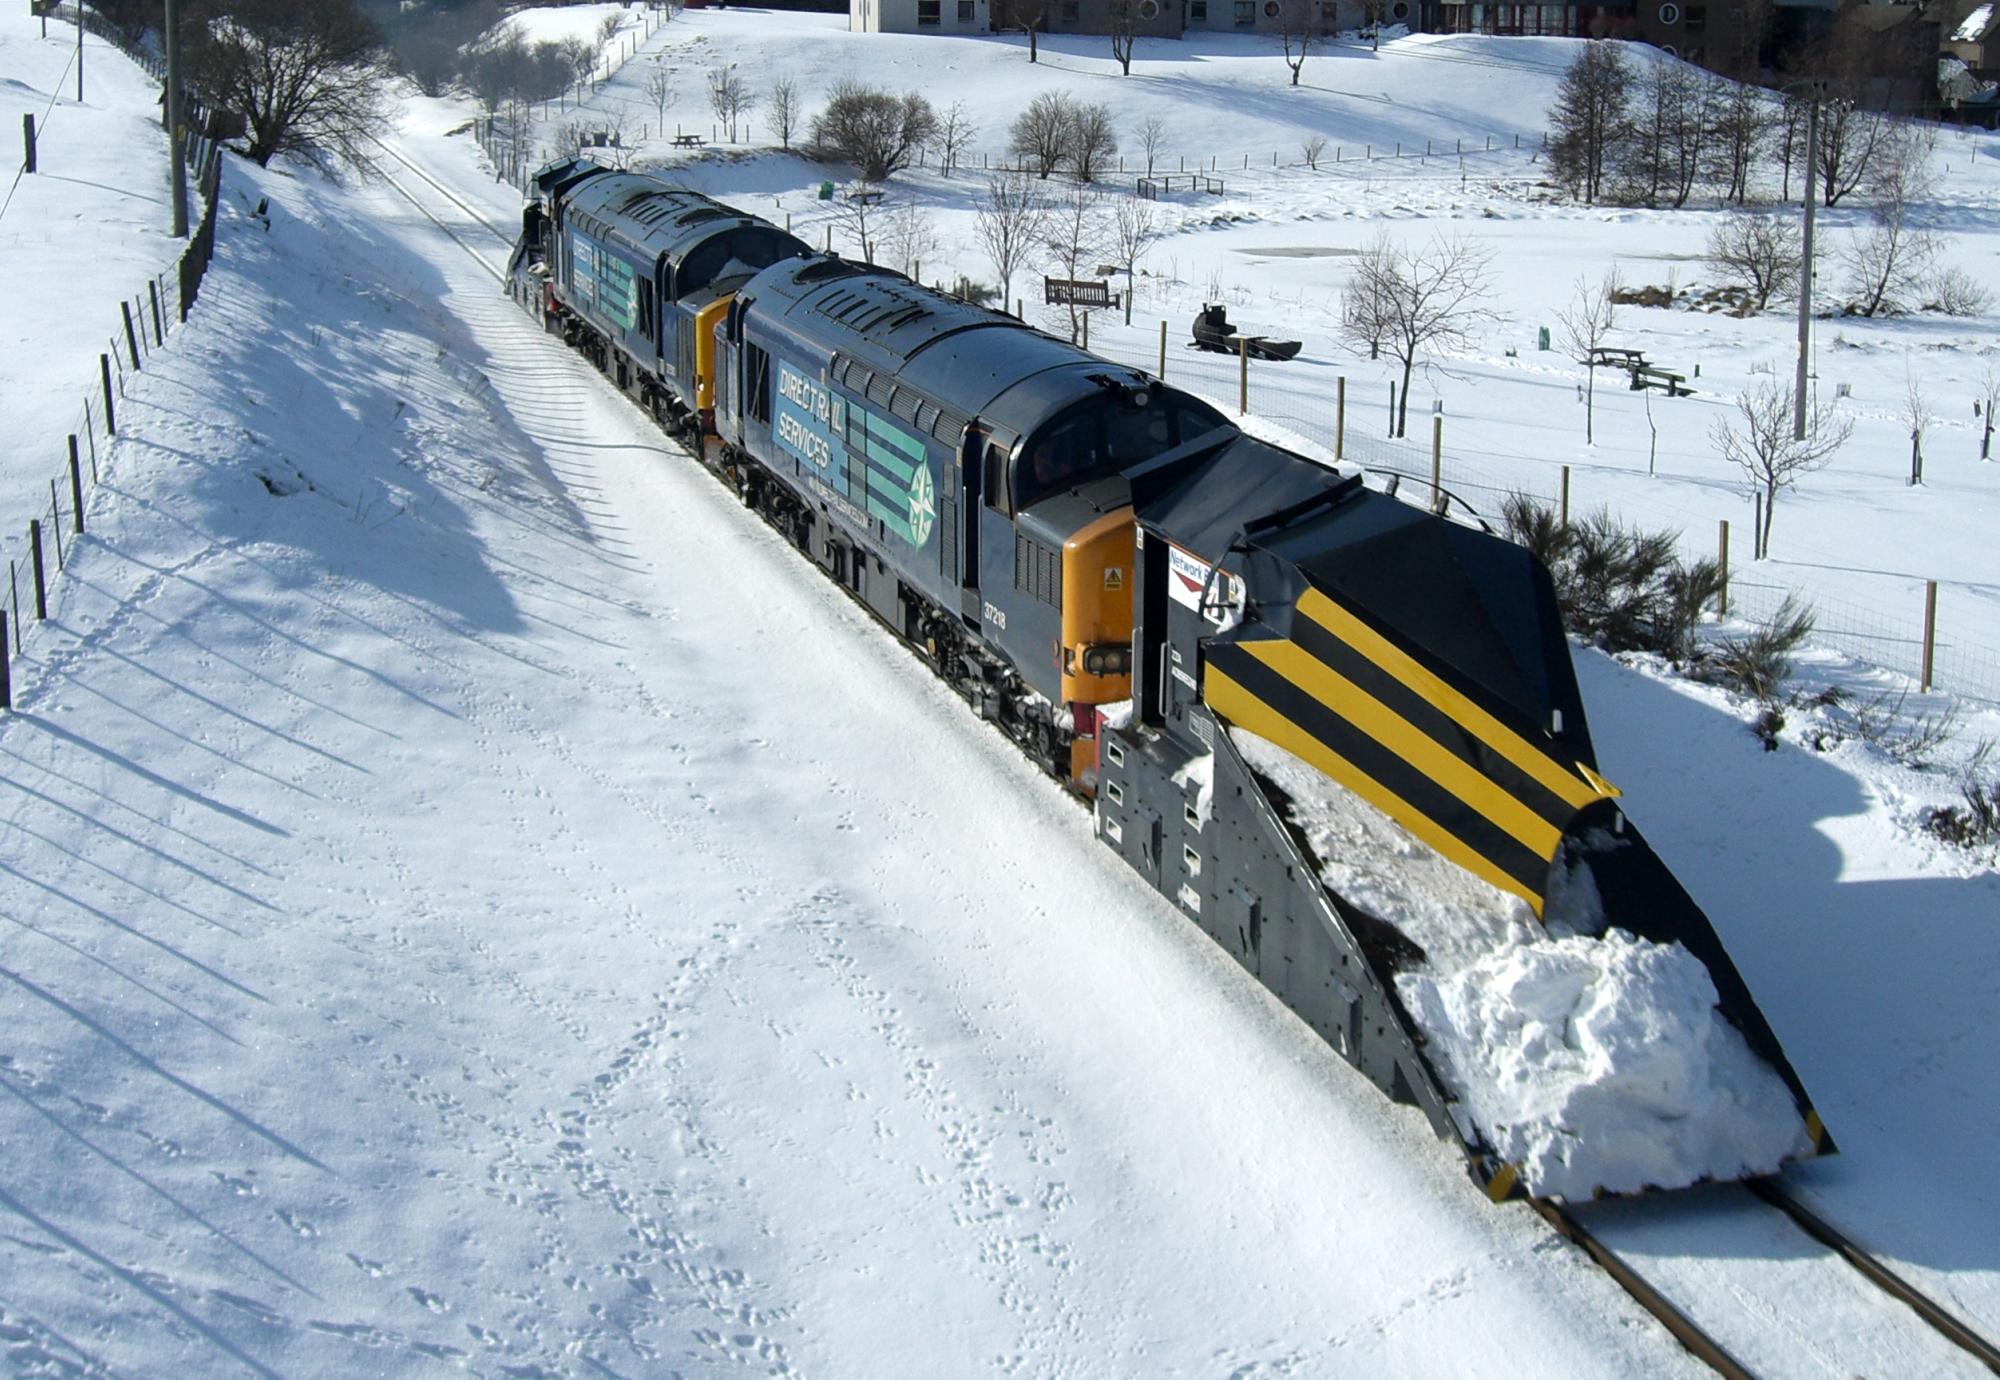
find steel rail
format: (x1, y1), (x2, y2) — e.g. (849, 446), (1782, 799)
(364, 134), (515, 248)
(363, 156), (505, 285)
(1748, 1177), (2000, 1375)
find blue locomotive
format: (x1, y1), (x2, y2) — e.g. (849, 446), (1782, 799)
(510, 159), (1829, 1200)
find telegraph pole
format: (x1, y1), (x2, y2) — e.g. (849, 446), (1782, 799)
(75, 0), (83, 101)
(165, 0), (187, 236)
(1793, 89), (1820, 442)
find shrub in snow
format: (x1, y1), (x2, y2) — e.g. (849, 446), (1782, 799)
(809, 81), (938, 182)
(1498, 498), (1717, 662)
(1926, 744), (2000, 849)
(1702, 595), (1814, 703)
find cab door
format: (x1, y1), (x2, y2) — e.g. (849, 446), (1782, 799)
(948, 425), (987, 621)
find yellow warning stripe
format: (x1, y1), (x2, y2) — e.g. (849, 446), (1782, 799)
(1208, 664), (1544, 911)
(1296, 587), (1618, 813)
(1243, 639), (1564, 862)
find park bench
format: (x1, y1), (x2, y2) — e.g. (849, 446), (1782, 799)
(1630, 363), (1693, 396)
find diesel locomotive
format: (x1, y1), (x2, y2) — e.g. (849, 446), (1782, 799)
(508, 158), (1830, 1200)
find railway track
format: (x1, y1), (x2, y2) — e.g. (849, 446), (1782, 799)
(1540, 1181), (2000, 1379)
(360, 134), (512, 282)
(369, 142), (2000, 1380)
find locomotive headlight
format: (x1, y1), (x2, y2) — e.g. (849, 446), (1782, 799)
(1080, 644), (1132, 677)
(1129, 387), (1153, 408)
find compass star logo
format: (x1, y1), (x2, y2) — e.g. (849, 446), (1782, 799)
(908, 465), (936, 547)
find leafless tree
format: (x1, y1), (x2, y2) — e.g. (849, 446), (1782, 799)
(929, 100), (977, 176)
(1302, 133), (1328, 169)
(708, 64), (756, 142)
(1009, 0), (1049, 62)
(1010, 90), (1071, 178)
(1904, 370), (1930, 485)
(184, 0), (389, 169)
(768, 76), (801, 149)
(1065, 100), (1118, 182)
(1359, 0), (1388, 49)
(1108, 0), (1141, 75)
(1338, 233), (1500, 438)
(836, 181), (884, 263)
(1548, 40), (1630, 205)
(1556, 272), (1618, 445)
(1925, 264), (1992, 317)
(1705, 72), (1767, 206)
(1137, 114), (1166, 176)
(558, 37), (596, 95)
(1042, 181), (1108, 341)
(1111, 198), (1160, 325)
(975, 176), (1047, 315)
(645, 62), (674, 132)
(1274, 0), (1329, 87)
(882, 201), (939, 278)
(1707, 214), (1802, 312)
(810, 80), (938, 180)
(596, 12), (623, 46)
(1840, 127), (1938, 318)
(1711, 376), (1852, 558)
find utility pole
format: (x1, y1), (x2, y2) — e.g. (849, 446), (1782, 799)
(166, 0), (187, 237)
(1793, 88), (1820, 442)
(75, 0), (84, 102)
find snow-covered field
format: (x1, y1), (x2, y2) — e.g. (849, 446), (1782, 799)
(0, 7), (1996, 1376)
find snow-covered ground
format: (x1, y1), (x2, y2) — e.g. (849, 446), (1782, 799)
(0, 8), (1996, 1375)
(0, 7), (179, 546)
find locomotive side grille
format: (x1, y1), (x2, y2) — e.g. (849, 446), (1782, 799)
(1014, 534), (1061, 608)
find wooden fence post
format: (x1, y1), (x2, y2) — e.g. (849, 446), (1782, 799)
(1, 611), (9, 711)
(1431, 415), (1444, 514)
(148, 280), (165, 346)
(1388, 381), (1395, 436)
(1157, 319), (1167, 378)
(22, 113), (35, 174)
(1238, 336), (1248, 415)
(1920, 579), (1937, 692)
(49, 482), (64, 569)
(69, 439), (83, 534)
(29, 521), (47, 621)
(1560, 464), (1571, 529)
(1717, 520), (1729, 615)
(120, 301), (141, 369)
(1335, 376), (1346, 460)
(1081, 311), (1089, 350)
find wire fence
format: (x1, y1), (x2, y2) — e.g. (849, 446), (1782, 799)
(0, 19), (225, 711)
(1085, 320), (2000, 707)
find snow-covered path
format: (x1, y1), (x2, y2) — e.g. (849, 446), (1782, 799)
(0, 151), (1693, 1376)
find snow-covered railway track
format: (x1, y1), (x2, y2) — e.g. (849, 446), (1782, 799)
(365, 134), (516, 249)
(359, 144), (508, 284)
(1541, 1184), (2000, 1380)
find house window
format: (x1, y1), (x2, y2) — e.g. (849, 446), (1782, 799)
(1685, 3), (1706, 28)
(958, 0), (974, 16)
(1234, 0), (1255, 23)
(918, 0), (940, 22)
(1191, 0), (1207, 17)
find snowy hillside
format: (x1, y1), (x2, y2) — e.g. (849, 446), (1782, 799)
(0, 7), (1995, 1376)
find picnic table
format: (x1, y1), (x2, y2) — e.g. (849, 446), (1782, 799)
(670, 132), (706, 148)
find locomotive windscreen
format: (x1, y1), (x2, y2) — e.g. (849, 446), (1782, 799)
(1016, 390), (1226, 510)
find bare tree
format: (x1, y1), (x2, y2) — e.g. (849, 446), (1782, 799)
(708, 64), (758, 141)
(882, 201), (939, 277)
(645, 61), (674, 132)
(558, 37), (596, 96)
(1302, 133), (1328, 169)
(1840, 127), (1938, 318)
(836, 181), (884, 263)
(810, 80), (938, 180)
(1065, 100), (1119, 182)
(929, 100), (977, 176)
(1548, 41), (1630, 205)
(1904, 370), (1930, 486)
(1926, 264), (1993, 317)
(768, 76), (801, 150)
(1338, 233), (1500, 438)
(1108, 0), (1141, 75)
(597, 12), (623, 46)
(1111, 198), (1160, 326)
(1137, 114), (1166, 176)
(1556, 272), (1618, 445)
(184, 0), (388, 169)
(1711, 376), (1852, 558)
(1042, 181), (1108, 341)
(1705, 72), (1768, 206)
(975, 175), (1047, 314)
(1010, 90), (1072, 178)
(1707, 214), (1802, 312)
(1009, 0), (1049, 62)
(1274, 0), (1329, 87)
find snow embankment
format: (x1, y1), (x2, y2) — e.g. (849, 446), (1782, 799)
(1234, 728), (1810, 1199)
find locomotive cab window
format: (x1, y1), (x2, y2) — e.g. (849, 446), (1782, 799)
(1014, 390), (1226, 510)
